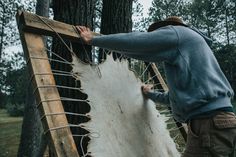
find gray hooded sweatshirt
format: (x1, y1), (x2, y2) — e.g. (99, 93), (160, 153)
(91, 25), (234, 123)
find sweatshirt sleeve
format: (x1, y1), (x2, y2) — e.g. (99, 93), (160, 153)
(145, 91), (170, 106)
(91, 26), (178, 62)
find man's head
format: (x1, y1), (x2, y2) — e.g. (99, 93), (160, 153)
(148, 16), (188, 32)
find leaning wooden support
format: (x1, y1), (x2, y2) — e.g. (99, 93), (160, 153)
(16, 12), (80, 157)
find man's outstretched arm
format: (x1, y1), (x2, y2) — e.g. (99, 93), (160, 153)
(76, 25), (178, 62)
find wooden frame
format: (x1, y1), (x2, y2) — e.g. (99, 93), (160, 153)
(16, 10), (187, 156)
(16, 11), (80, 157)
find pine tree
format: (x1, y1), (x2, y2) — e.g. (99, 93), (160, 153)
(0, 0), (17, 59)
(99, 0), (133, 60)
(148, 0), (185, 22)
(52, 0), (95, 156)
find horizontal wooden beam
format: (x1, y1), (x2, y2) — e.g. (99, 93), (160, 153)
(16, 11), (99, 42)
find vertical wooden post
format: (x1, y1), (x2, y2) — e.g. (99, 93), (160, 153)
(19, 32), (79, 157)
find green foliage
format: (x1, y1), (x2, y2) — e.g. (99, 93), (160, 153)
(186, 1), (220, 38)
(6, 103), (24, 116)
(149, 0), (185, 21)
(0, 60), (11, 108)
(0, 91), (7, 108)
(185, 0), (236, 45)
(132, 0), (147, 31)
(215, 44), (236, 92)
(0, 109), (23, 157)
(233, 101), (236, 113)
(5, 66), (27, 104)
(4, 64), (27, 116)
(0, 92), (5, 108)
(147, 0), (236, 45)
(0, 0), (36, 114)
(0, 0), (36, 53)
(0, 53), (27, 115)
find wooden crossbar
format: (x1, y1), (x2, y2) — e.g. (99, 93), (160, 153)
(17, 11), (99, 42)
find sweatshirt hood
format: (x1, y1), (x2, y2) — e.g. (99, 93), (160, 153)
(190, 27), (213, 46)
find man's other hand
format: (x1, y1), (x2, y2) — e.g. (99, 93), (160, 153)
(76, 26), (93, 44)
(141, 84), (154, 95)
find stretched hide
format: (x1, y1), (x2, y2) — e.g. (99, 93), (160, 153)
(72, 55), (180, 157)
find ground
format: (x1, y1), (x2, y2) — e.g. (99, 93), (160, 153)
(0, 109), (23, 157)
(0, 101), (235, 157)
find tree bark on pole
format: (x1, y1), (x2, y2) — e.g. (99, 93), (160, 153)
(52, 0), (95, 156)
(99, 0), (133, 60)
(0, 2), (5, 59)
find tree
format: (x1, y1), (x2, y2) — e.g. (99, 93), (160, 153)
(0, 0), (36, 59)
(0, 59), (10, 108)
(0, 54), (27, 113)
(132, 0), (146, 31)
(215, 44), (236, 92)
(0, 0), (16, 59)
(219, 0), (236, 45)
(148, 0), (185, 22)
(182, 0), (236, 47)
(98, 0), (133, 60)
(100, 0), (133, 34)
(52, 0), (95, 156)
(5, 64), (26, 116)
(0, 0), (36, 113)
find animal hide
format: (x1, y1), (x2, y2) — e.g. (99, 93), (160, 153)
(71, 55), (180, 157)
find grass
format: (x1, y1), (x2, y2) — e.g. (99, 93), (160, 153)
(0, 101), (234, 157)
(0, 109), (23, 157)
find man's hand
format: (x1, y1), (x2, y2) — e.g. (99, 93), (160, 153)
(76, 26), (93, 44)
(141, 84), (154, 95)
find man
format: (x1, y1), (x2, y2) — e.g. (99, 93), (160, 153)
(76, 17), (236, 157)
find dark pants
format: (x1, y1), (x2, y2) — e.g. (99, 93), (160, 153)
(183, 112), (236, 157)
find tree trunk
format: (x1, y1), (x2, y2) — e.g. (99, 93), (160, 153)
(0, 6), (5, 60)
(17, 1), (50, 157)
(100, 0), (132, 34)
(36, 0), (50, 17)
(17, 81), (43, 157)
(99, 0), (133, 60)
(52, 0), (95, 156)
(225, 6), (230, 45)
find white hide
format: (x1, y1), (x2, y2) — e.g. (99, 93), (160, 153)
(71, 55), (180, 157)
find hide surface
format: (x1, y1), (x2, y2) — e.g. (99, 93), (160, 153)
(72, 55), (180, 157)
